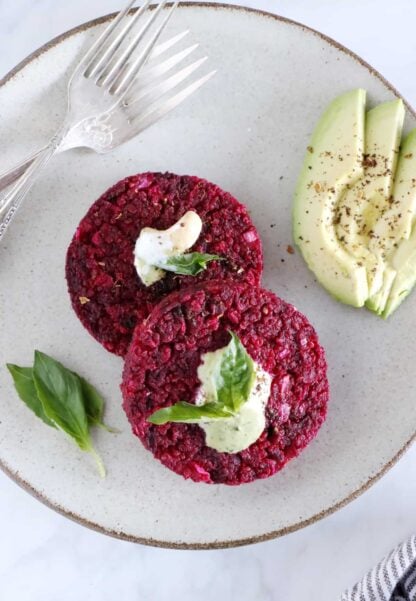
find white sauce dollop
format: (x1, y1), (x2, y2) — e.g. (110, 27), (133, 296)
(134, 211), (202, 286)
(195, 348), (272, 454)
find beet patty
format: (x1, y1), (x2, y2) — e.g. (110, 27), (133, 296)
(66, 172), (263, 356)
(121, 281), (329, 485)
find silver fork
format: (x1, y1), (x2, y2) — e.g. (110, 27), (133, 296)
(0, 32), (211, 192)
(0, 0), (215, 241)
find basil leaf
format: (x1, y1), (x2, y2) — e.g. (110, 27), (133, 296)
(216, 332), (256, 412)
(33, 351), (105, 477)
(148, 401), (233, 425)
(161, 253), (223, 276)
(33, 351), (89, 448)
(78, 376), (118, 433)
(6, 364), (56, 428)
(147, 332), (256, 427)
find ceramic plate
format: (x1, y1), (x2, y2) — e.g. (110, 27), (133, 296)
(1, 3), (415, 549)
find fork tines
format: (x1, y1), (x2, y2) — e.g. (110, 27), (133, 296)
(125, 30), (216, 133)
(81, 0), (216, 129)
(83, 1), (180, 96)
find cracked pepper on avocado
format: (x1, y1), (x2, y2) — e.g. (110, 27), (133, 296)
(294, 88), (416, 318)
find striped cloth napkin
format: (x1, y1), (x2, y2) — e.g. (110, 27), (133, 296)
(341, 536), (416, 600)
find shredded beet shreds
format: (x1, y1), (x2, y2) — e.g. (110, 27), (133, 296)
(121, 281), (329, 485)
(66, 172), (263, 356)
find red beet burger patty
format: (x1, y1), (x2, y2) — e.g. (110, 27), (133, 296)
(121, 281), (329, 485)
(66, 172), (263, 357)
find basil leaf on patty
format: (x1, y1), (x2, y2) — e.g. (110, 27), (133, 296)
(216, 332), (256, 412)
(161, 252), (223, 276)
(148, 401), (233, 425)
(147, 332), (256, 425)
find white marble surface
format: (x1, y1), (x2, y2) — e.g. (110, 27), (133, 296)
(1, 0), (416, 599)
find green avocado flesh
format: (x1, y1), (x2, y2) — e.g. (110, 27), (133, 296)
(366, 130), (416, 316)
(383, 226), (416, 317)
(293, 89), (368, 307)
(336, 99), (404, 296)
(294, 88), (416, 317)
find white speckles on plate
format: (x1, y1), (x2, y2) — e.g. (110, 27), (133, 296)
(0, 4), (416, 549)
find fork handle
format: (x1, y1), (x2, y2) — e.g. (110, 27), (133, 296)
(0, 149), (41, 194)
(0, 131), (65, 242)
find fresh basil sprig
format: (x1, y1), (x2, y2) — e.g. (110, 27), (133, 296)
(161, 252), (223, 276)
(7, 351), (115, 477)
(147, 332), (255, 425)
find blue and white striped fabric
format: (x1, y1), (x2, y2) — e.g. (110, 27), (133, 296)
(341, 536), (416, 601)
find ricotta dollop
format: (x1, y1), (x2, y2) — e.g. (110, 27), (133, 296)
(196, 348), (272, 454)
(134, 211), (202, 286)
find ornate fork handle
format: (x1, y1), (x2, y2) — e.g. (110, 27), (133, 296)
(0, 151), (39, 193)
(0, 116), (117, 198)
(0, 130), (66, 241)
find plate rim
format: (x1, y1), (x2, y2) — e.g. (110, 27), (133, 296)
(1, 1), (415, 550)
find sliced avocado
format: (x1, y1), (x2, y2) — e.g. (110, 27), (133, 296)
(382, 222), (416, 318)
(362, 100), (404, 211)
(335, 99), (404, 296)
(293, 89), (368, 306)
(365, 266), (396, 315)
(366, 129), (416, 315)
(371, 129), (416, 255)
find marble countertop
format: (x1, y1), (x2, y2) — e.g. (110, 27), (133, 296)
(1, 1), (416, 599)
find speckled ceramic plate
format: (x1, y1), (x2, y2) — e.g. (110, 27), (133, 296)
(1, 3), (416, 549)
